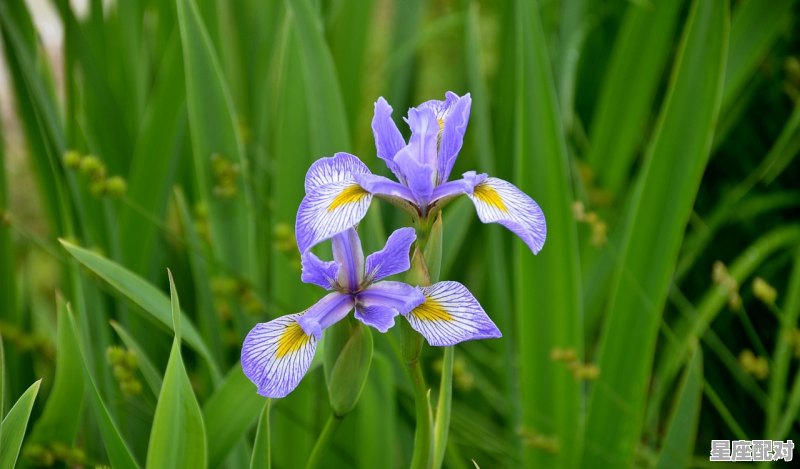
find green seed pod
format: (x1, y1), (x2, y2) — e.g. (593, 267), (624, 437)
(324, 320), (374, 418)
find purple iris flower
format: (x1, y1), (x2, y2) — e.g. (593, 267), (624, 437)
(295, 92), (547, 254)
(241, 227), (500, 398)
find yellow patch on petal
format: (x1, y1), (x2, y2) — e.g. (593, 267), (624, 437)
(412, 297), (453, 322)
(437, 118), (445, 132)
(327, 184), (369, 212)
(473, 183), (508, 212)
(276, 322), (311, 358)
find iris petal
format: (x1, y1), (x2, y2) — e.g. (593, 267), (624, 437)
(241, 313), (318, 398)
(467, 177), (546, 254)
(404, 281), (501, 346)
(300, 251), (338, 290)
(364, 227), (416, 282)
(355, 281), (425, 332)
(372, 97), (407, 181)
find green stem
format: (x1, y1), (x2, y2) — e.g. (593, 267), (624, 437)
(305, 413), (342, 469)
(408, 345), (433, 469)
(432, 346), (454, 469)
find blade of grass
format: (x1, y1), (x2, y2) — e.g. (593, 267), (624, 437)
(0, 379), (41, 469)
(110, 321), (164, 396)
(655, 344), (703, 469)
(250, 400), (272, 469)
(146, 272), (207, 468)
(65, 303), (140, 469)
(27, 296), (85, 447)
(585, 0), (683, 195)
(177, 0), (257, 283)
(513, 1), (583, 468)
(59, 239), (220, 380)
(202, 363), (266, 468)
(581, 1), (728, 467)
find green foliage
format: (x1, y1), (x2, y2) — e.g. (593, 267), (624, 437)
(1, 0), (799, 467)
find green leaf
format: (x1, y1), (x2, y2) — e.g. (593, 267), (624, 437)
(146, 273), (207, 469)
(249, 401), (271, 469)
(177, 0), (256, 281)
(59, 239), (220, 380)
(110, 321), (164, 396)
(586, 0), (683, 194)
(655, 345), (703, 469)
(511, 1), (583, 467)
(0, 379), (41, 469)
(65, 304), (140, 469)
(27, 296), (84, 446)
(581, 1), (728, 467)
(203, 363), (265, 468)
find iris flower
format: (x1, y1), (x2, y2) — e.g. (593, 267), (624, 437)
(295, 92), (546, 254)
(241, 227), (501, 398)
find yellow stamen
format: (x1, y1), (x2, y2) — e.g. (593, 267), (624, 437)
(327, 184), (369, 212)
(276, 322), (310, 358)
(473, 183), (508, 212)
(412, 297), (453, 321)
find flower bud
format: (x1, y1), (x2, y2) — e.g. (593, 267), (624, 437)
(752, 277), (777, 305)
(324, 320), (374, 417)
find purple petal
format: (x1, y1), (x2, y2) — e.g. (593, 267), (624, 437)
(437, 92), (471, 184)
(393, 107), (439, 205)
(241, 313), (318, 398)
(353, 173), (417, 205)
(430, 170), (487, 204)
(372, 97), (407, 181)
(300, 251), (338, 289)
(404, 281), (501, 346)
(467, 177), (546, 254)
(355, 281), (425, 331)
(365, 227), (416, 282)
(295, 180), (373, 253)
(304, 152), (370, 193)
(331, 228), (365, 291)
(296, 292), (355, 339)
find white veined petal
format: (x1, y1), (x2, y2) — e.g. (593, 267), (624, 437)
(404, 281), (501, 346)
(467, 177), (546, 254)
(304, 152), (370, 193)
(295, 180), (373, 253)
(241, 313), (318, 398)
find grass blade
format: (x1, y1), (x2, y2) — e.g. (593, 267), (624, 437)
(250, 401), (271, 469)
(146, 272), (207, 468)
(512, 1), (583, 467)
(581, 1), (728, 467)
(655, 345), (703, 469)
(110, 321), (164, 396)
(0, 379), (41, 469)
(59, 239), (220, 379)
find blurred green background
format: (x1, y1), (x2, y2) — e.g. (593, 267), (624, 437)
(0, 0), (799, 467)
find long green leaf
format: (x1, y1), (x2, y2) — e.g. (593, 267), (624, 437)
(0, 380), (41, 469)
(203, 363), (265, 468)
(250, 401), (271, 469)
(512, 1), (583, 468)
(177, 0), (256, 281)
(27, 296), (85, 446)
(146, 272), (207, 468)
(59, 239), (220, 380)
(66, 304), (140, 469)
(655, 345), (703, 469)
(581, 1), (728, 467)
(586, 0), (683, 194)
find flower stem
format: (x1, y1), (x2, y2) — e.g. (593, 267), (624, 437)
(432, 346), (454, 469)
(305, 413), (342, 469)
(406, 337), (433, 469)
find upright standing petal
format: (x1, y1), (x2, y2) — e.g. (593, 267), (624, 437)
(241, 313), (318, 398)
(296, 153), (374, 253)
(404, 281), (501, 346)
(364, 227), (416, 282)
(295, 292), (355, 339)
(331, 228), (365, 291)
(354, 281), (425, 332)
(372, 97), (407, 182)
(300, 251), (339, 289)
(393, 107), (439, 206)
(437, 92), (471, 184)
(467, 177), (547, 254)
